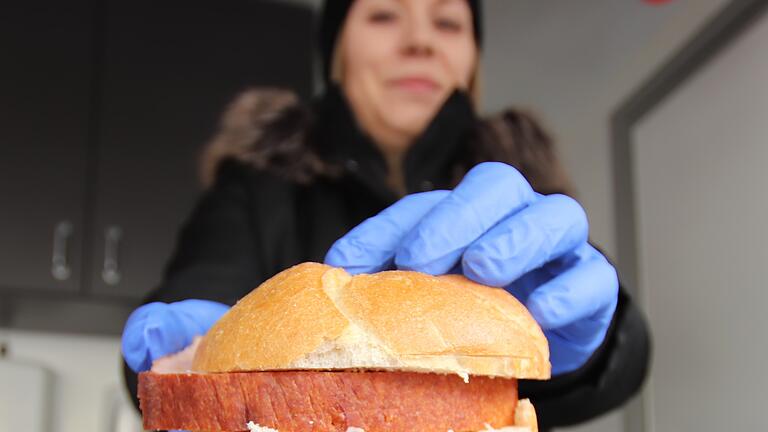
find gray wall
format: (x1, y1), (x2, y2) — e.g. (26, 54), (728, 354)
(633, 9), (768, 429)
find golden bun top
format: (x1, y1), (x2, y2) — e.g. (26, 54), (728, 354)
(192, 262), (550, 380)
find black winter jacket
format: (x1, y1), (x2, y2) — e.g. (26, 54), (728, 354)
(124, 85), (650, 431)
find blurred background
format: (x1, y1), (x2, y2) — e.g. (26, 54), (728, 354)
(1, 0), (766, 431)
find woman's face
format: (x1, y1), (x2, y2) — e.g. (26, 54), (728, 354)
(338, 0), (477, 150)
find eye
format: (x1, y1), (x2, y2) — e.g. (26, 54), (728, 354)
(369, 9), (398, 24)
(435, 17), (463, 33)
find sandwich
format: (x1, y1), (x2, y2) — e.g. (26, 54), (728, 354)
(138, 262), (550, 431)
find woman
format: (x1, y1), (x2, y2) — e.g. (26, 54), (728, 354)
(122, 0), (650, 430)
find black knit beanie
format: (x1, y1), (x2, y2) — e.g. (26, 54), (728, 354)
(319, 0), (483, 82)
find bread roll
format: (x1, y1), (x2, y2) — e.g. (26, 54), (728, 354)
(193, 262), (550, 380)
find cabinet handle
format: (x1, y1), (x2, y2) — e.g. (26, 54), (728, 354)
(102, 225), (122, 285)
(51, 221), (73, 281)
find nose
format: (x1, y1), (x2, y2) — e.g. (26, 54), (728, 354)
(401, 16), (434, 57)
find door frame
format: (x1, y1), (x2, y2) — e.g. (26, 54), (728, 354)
(610, 1), (768, 431)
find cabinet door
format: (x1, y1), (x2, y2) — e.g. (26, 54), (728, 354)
(0, 3), (92, 293)
(89, 0), (314, 299)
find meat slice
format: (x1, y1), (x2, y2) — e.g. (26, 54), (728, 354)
(149, 337), (201, 374)
(139, 370), (518, 432)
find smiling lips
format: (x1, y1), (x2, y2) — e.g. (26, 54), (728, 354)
(391, 76), (441, 94)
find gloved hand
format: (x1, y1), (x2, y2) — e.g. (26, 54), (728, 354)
(121, 299), (230, 373)
(325, 162), (618, 375)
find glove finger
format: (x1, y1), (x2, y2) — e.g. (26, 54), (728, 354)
(144, 317), (189, 366)
(462, 194), (588, 287)
(122, 302), (173, 372)
(545, 293), (617, 375)
(524, 245), (619, 330)
(546, 323), (610, 375)
(121, 300), (229, 373)
(324, 190), (450, 274)
(169, 299), (230, 335)
(395, 162), (537, 275)
(146, 300), (229, 361)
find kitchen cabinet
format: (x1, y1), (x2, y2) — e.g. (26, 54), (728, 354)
(0, 3), (93, 294)
(88, 0), (314, 299)
(0, 0), (314, 310)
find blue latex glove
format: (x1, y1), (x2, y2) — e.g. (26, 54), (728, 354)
(121, 299), (230, 373)
(325, 162), (618, 375)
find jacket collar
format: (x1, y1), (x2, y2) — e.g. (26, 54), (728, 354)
(313, 84), (477, 201)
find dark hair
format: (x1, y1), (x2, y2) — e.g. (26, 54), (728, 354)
(200, 89), (574, 197)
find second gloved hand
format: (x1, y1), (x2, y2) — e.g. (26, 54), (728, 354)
(121, 299), (230, 373)
(325, 162), (619, 375)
